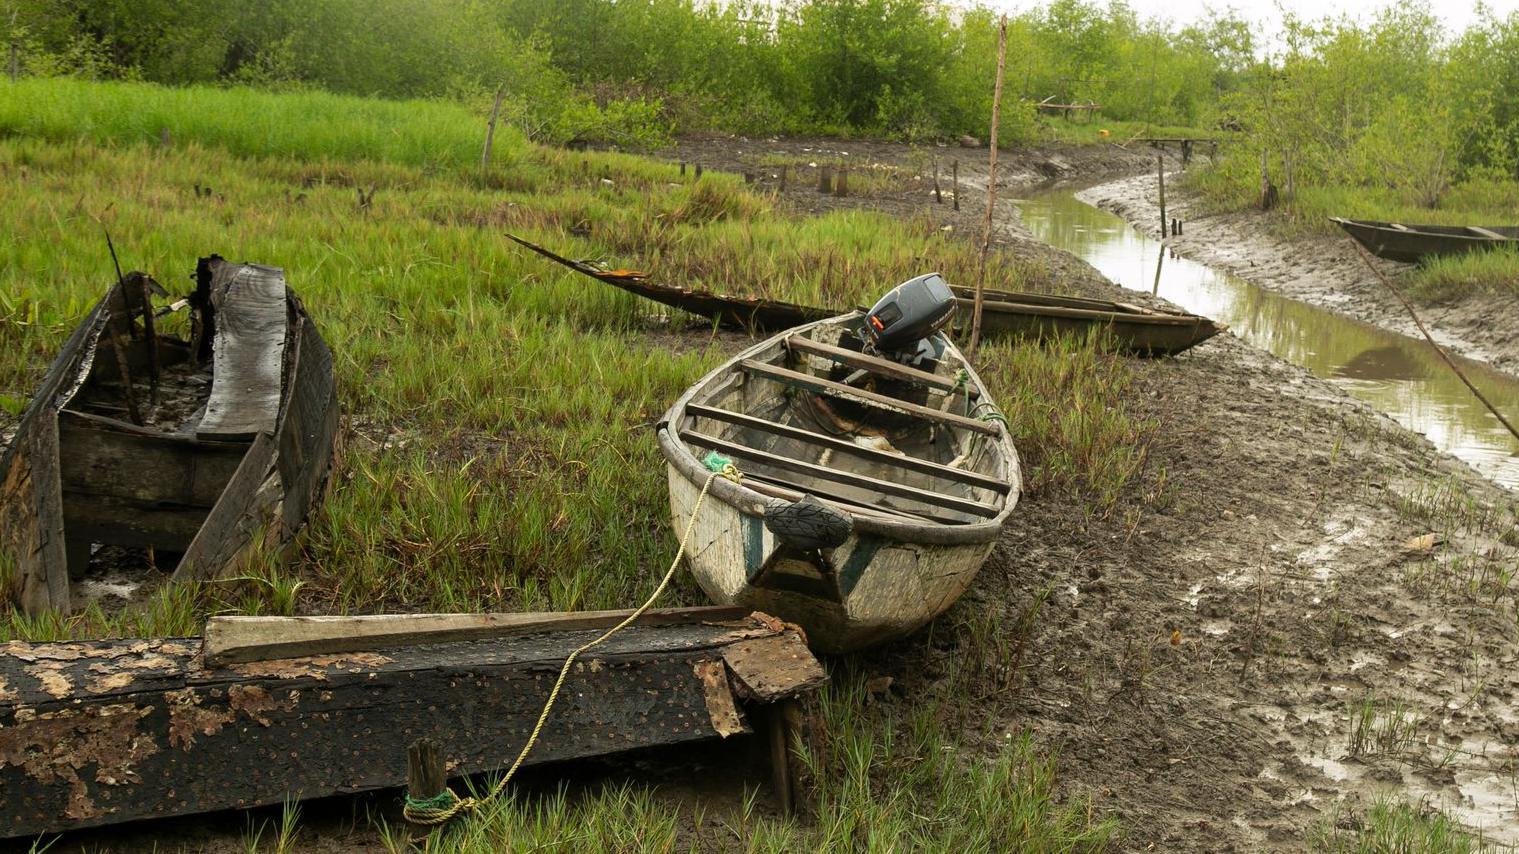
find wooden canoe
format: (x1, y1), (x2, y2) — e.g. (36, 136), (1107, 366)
(657, 312), (1021, 652)
(0, 256), (338, 614)
(1331, 217), (1519, 264)
(508, 234), (1222, 356)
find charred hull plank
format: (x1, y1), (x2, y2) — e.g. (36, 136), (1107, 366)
(0, 611), (825, 838)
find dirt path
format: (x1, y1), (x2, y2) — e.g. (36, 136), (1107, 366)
(1081, 173), (1519, 376)
(668, 137), (1519, 849)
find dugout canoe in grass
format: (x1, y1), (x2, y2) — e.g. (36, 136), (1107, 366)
(0, 606), (825, 838)
(0, 256), (337, 615)
(657, 312), (1021, 653)
(1331, 217), (1519, 264)
(507, 233), (1222, 356)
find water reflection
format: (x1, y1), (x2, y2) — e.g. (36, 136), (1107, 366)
(1019, 189), (1519, 489)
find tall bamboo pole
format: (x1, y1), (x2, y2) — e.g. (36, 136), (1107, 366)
(971, 15), (1007, 354)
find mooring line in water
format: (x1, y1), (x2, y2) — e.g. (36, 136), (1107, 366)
(402, 457), (743, 827)
(1352, 242), (1519, 443)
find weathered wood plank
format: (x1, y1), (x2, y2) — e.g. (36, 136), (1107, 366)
(737, 360), (1000, 436)
(197, 262), (287, 440)
(685, 404), (1010, 494)
(682, 430), (1002, 519)
(203, 605), (753, 665)
(172, 430), (279, 582)
(784, 335), (976, 398)
(273, 304), (338, 535)
(57, 412), (248, 508)
(1466, 225), (1507, 240)
(0, 615), (825, 838)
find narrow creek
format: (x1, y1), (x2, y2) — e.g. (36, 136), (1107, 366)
(1017, 186), (1519, 490)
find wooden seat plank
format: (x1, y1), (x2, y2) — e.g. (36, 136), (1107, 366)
(197, 263), (287, 440)
(784, 335), (978, 398)
(738, 359), (1000, 436)
(1466, 225), (1507, 240)
(737, 471), (960, 525)
(682, 429), (1002, 519)
(686, 404), (1009, 494)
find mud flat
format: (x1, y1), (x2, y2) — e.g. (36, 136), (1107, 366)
(1081, 173), (1519, 376)
(671, 136), (1519, 848)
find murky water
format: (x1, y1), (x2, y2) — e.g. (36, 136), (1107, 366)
(1018, 188), (1519, 489)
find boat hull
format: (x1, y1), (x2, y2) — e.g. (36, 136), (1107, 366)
(1331, 218), (1519, 264)
(0, 258), (337, 614)
(657, 312), (1019, 653)
(665, 463), (994, 653)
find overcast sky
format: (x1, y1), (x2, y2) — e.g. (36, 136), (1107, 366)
(978, 0), (1519, 44)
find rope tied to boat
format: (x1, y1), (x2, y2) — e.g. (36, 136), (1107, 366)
(971, 400), (1009, 428)
(401, 455), (742, 828)
(951, 368), (972, 416)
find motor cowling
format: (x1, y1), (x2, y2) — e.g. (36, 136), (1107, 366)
(862, 273), (956, 355)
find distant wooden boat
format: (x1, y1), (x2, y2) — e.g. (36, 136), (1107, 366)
(0, 256), (338, 614)
(1331, 217), (1519, 264)
(508, 234), (1221, 355)
(657, 312), (1020, 652)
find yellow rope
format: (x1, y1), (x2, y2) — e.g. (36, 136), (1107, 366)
(402, 461), (742, 827)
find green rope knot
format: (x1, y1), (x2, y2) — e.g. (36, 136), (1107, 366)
(404, 791), (460, 812)
(701, 450), (742, 482)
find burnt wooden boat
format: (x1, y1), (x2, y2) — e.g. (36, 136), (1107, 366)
(0, 256), (337, 614)
(657, 312), (1020, 652)
(0, 607), (825, 837)
(509, 233), (1221, 355)
(1331, 217), (1519, 264)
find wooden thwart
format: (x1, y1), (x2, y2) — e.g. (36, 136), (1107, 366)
(1466, 225), (1507, 240)
(682, 429), (1002, 519)
(0, 611), (826, 838)
(784, 335), (978, 398)
(686, 404), (1009, 494)
(738, 359), (1001, 436)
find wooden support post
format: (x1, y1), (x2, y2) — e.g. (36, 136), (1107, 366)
(817, 165), (832, 194)
(1157, 153), (1166, 238)
(694, 163), (703, 180)
(480, 84), (506, 181)
(779, 164), (788, 192)
(407, 738), (447, 832)
(933, 158), (942, 204)
(972, 16), (1008, 355)
(744, 171), (754, 185)
(105, 324), (142, 425)
(833, 165), (848, 197)
(952, 160), (959, 211)
(138, 274), (160, 400)
(768, 701), (795, 815)
(680, 161), (687, 176)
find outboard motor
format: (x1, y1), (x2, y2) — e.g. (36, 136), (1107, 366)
(860, 273), (956, 367)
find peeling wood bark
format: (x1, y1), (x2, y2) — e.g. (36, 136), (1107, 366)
(0, 616), (825, 838)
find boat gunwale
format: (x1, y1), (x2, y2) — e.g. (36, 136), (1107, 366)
(656, 312), (1021, 546)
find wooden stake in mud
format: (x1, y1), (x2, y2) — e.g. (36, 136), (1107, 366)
(817, 164), (833, 194)
(952, 159), (959, 211)
(1157, 153), (1166, 238)
(480, 84), (506, 181)
(933, 158), (942, 204)
(834, 164), (848, 197)
(971, 15), (1008, 354)
(779, 164), (788, 193)
(407, 738), (447, 834)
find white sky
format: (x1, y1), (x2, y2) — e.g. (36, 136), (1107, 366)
(979, 0), (1519, 44)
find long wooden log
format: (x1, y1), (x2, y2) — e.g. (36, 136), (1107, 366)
(0, 610), (825, 838)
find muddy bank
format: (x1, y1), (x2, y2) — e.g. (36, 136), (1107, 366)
(1081, 174), (1519, 375)
(663, 136), (1519, 848)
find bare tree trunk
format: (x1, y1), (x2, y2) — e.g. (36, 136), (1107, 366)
(972, 16), (1008, 355)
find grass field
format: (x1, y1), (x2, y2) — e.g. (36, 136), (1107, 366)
(0, 78), (1151, 848)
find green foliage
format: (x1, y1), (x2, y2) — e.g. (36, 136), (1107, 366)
(3, 0), (1245, 142)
